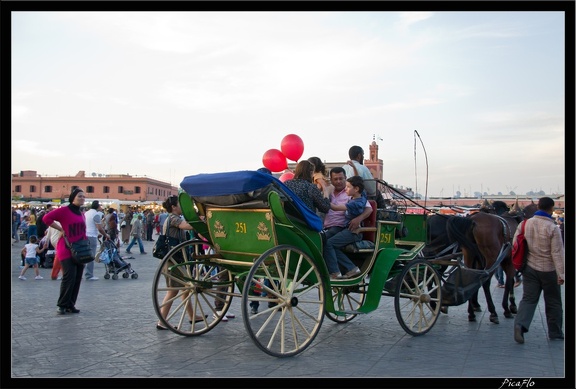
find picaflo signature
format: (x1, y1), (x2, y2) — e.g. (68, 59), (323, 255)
(499, 378), (535, 389)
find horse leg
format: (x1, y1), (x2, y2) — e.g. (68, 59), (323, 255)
(482, 280), (499, 324)
(472, 300), (482, 312)
(502, 264), (516, 318)
(468, 291), (479, 321)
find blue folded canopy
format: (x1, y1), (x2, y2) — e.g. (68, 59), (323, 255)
(180, 170), (323, 232)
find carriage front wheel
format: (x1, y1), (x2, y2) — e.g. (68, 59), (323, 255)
(394, 259), (442, 336)
(241, 245), (325, 357)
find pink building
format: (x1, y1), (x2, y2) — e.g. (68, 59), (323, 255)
(11, 170), (178, 203)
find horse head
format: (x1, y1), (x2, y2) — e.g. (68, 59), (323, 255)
(522, 201), (537, 219)
(491, 201), (510, 216)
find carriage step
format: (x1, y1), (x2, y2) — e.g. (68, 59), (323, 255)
(333, 310), (367, 315)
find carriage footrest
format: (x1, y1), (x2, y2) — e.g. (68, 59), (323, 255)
(343, 240), (375, 254)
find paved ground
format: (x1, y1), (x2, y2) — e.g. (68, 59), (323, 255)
(6, 237), (573, 388)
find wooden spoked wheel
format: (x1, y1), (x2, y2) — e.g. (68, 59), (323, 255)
(241, 245), (325, 357)
(152, 240), (233, 336)
(394, 259), (442, 336)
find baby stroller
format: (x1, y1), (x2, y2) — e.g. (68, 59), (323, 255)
(97, 238), (138, 280)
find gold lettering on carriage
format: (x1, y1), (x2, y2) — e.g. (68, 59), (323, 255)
(499, 378), (535, 389)
(213, 220), (227, 238)
(256, 222), (271, 241)
(380, 232), (393, 244)
(236, 222), (247, 234)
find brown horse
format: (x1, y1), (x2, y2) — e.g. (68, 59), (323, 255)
(446, 212), (516, 323)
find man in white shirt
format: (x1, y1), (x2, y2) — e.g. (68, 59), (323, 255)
(84, 200), (109, 281)
(342, 145), (377, 198)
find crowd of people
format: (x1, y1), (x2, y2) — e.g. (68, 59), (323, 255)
(12, 200), (172, 285)
(12, 144), (564, 342)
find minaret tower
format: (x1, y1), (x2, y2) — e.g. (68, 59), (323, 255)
(364, 134), (383, 180)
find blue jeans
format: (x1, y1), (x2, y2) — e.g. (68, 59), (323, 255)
(495, 267), (504, 285)
(126, 236), (144, 253)
(322, 226), (361, 274)
(12, 221), (20, 241)
(27, 225), (37, 243)
(84, 236), (99, 279)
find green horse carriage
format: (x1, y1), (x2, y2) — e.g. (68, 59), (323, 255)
(152, 170), (446, 357)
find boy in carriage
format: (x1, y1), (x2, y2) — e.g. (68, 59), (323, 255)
(322, 175), (367, 279)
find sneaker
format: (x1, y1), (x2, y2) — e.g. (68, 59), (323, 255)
(57, 276), (63, 280)
(56, 307), (66, 315)
(213, 311), (229, 322)
(329, 272), (342, 279)
(224, 311), (235, 319)
(249, 301), (259, 314)
(87, 276), (99, 281)
(66, 307), (80, 313)
(18, 275), (26, 280)
(343, 267), (361, 278)
(35, 275), (43, 280)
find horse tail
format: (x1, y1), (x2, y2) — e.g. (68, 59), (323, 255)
(446, 217), (483, 268)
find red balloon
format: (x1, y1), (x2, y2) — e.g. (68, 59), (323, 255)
(281, 134), (304, 162)
(279, 172), (294, 183)
(262, 149), (287, 172)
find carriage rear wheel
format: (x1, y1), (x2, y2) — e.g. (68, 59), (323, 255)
(241, 245), (325, 357)
(394, 259), (442, 336)
(325, 278), (367, 323)
(152, 240), (233, 336)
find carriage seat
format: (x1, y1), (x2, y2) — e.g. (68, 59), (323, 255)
(343, 200), (377, 253)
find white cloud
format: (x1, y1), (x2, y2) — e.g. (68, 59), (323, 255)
(10, 11), (566, 196)
(12, 140), (63, 158)
(12, 105), (30, 119)
(395, 12), (434, 31)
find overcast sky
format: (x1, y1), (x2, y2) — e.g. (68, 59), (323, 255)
(11, 8), (567, 198)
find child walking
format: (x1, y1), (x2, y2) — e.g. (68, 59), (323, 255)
(19, 235), (46, 280)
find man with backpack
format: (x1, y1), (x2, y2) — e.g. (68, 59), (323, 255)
(513, 197), (564, 344)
